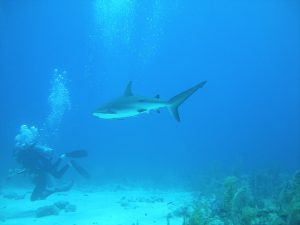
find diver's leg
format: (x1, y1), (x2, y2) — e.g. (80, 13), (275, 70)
(31, 188), (55, 201)
(42, 180), (74, 199)
(49, 156), (69, 179)
(31, 186), (43, 201)
(52, 158), (62, 170)
(31, 173), (61, 200)
(54, 180), (74, 192)
(51, 164), (70, 179)
(31, 172), (73, 200)
(30, 172), (48, 201)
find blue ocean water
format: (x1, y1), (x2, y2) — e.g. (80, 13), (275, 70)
(0, 0), (299, 176)
(0, 0), (299, 175)
(0, 0), (299, 224)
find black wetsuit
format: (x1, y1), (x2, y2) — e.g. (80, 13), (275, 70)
(15, 145), (70, 201)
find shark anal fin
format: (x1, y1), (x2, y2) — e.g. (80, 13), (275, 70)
(137, 109), (147, 113)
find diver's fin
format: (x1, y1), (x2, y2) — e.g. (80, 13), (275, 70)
(124, 81), (133, 96)
(70, 160), (90, 179)
(168, 81), (207, 122)
(65, 150), (88, 158)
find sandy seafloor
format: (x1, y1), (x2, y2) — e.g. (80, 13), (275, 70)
(0, 186), (193, 225)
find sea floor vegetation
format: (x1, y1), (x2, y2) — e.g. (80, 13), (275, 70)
(178, 170), (300, 225)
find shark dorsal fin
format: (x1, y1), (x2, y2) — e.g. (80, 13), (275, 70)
(124, 81), (133, 96)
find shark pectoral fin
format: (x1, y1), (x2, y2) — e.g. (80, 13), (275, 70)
(157, 109), (160, 113)
(155, 94), (160, 99)
(137, 109), (147, 113)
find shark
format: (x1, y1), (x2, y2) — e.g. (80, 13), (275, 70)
(93, 80), (207, 122)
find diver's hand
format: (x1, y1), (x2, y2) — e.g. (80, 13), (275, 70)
(6, 168), (26, 180)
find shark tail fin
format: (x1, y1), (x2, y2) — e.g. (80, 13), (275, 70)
(168, 80), (207, 122)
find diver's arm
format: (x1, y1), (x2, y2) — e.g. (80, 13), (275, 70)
(35, 144), (54, 155)
(6, 168), (27, 180)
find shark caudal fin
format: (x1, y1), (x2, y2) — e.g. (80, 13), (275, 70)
(168, 80), (207, 122)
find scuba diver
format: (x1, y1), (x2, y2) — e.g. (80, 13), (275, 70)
(12, 124), (89, 201)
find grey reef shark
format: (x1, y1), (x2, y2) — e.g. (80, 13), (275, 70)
(93, 80), (207, 122)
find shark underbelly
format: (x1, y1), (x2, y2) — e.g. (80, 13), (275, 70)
(93, 104), (166, 120)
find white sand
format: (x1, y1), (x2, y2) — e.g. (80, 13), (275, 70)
(0, 186), (194, 225)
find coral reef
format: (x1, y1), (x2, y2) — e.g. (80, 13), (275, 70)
(36, 205), (60, 218)
(54, 201), (77, 213)
(222, 176), (238, 213)
(35, 201), (76, 218)
(179, 170), (300, 225)
(279, 171), (300, 225)
(54, 200), (70, 210)
(240, 206), (257, 225)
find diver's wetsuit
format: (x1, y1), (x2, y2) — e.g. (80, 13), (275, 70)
(15, 145), (71, 201)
